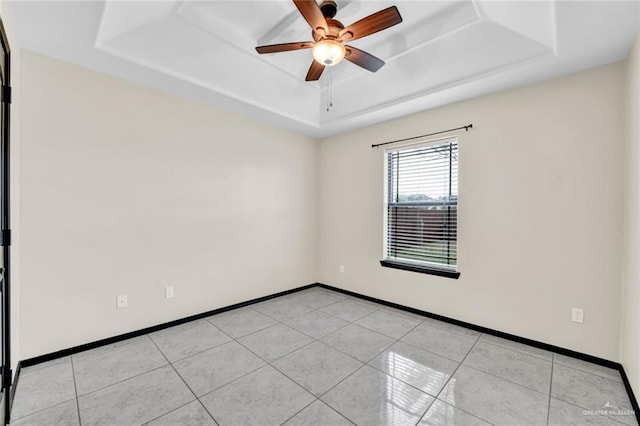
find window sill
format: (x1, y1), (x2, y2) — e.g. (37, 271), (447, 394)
(379, 260), (460, 279)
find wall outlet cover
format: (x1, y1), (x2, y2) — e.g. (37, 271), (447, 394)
(571, 307), (584, 323)
(117, 295), (128, 309)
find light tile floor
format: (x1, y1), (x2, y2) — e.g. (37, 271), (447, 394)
(8, 287), (639, 426)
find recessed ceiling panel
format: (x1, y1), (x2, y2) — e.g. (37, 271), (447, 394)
(98, 1), (176, 44)
(476, 0), (556, 51)
(178, 0), (297, 47)
(97, 14), (321, 126)
(321, 1), (480, 88)
(9, 0), (639, 137)
(321, 19), (553, 123)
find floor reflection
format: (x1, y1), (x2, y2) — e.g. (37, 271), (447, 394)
(385, 349), (450, 395)
(382, 350), (450, 424)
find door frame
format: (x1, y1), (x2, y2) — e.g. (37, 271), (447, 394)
(0, 15), (12, 426)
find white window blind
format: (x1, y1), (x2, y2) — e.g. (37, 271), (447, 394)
(385, 138), (458, 270)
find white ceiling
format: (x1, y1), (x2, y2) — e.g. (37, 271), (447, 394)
(5, 0), (640, 138)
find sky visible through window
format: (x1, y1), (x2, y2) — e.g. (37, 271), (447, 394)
(389, 142), (458, 203)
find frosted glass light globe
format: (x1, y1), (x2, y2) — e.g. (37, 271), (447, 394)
(312, 40), (346, 66)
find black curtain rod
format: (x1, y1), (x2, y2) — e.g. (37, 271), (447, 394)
(371, 124), (473, 148)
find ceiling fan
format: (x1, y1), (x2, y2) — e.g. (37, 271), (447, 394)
(255, 0), (402, 81)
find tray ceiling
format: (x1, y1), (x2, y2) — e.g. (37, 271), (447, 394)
(5, 1), (640, 137)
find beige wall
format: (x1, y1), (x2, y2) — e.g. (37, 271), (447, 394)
(622, 34), (640, 401)
(319, 62), (626, 361)
(12, 47), (635, 367)
(18, 50), (319, 358)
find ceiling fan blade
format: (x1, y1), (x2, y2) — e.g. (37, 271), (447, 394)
(339, 6), (402, 42)
(305, 60), (325, 81)
(344, 46), (385, 72)
(256, 42), (314, 54)
(293, 0), (328, 34)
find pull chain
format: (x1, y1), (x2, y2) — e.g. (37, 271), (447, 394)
(326, 67), (334, 112)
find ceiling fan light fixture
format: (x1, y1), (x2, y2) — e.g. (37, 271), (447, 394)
(312, 39), (345, 66)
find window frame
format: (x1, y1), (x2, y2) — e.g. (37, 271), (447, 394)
(381, 136), (461, 279)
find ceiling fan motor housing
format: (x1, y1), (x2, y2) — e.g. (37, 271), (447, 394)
(320, 0), (338, 18)
(313, 18), (344, 42)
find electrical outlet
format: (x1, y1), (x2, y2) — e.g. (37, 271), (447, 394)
(571, 308), (584, 323)
(117, 295), (128, 309)
(339, 265), (345, 273)
(165, 286), (174, 299)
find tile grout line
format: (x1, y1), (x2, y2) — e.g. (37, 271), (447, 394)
(393, 318), (450, 426)
(298, 293), (391, 338)
(399, 325), (556, 399)
(265, 295), (386, 424)
(262, 298), (389, 420)
(140, 400), (201, 426)
(393, 332), (472, 365)
(545, 392), (631, 425)
(269, 339), (362, 398)
(479, 335), (554, 362)
(9, 360), (83, 423)
(434, 335), (496, 425)
(229, 293), (383, 371)
(149, 322), (237, 365)
(206, 296), (333, 340)
(71, 335), (153, 364)
(459, 362), (551, 397)
(146, 337), (219, 425)
(307, 316), (428, 424)
(546, 382), (635, 425)
(552, 358), (624, 383)
(287, 314), (353, 340)
(153, 323), (236, 365)
(419, 319), (483, 341)
(71, 341), (170, 398)
(74, 363), (169, 399)
(193, 335), (317, 425)
(278, 397), (356, 426)
(315, 362), (370, 423)
(550, 360), (635, 419)
(207, 320), (277, 341)
(416, 333), (483, 425)
(323, 404), (358, 426)
(277, 398), (319, 426)
(388, 332), (472, 364)
(426, 334), (499, 426)
(353, 309), (424, 336)
(252, 305), (317, 324)
(196, 313), (322, 402)
(146, 319), (208, 340)
(468, 338), (565, 395)
(69, 356), (82, 426)
(235, 324), (316, 363)
(9, 397), (79, 423)
(196, 399), (221, 426)
(195, 360), (267, 401)
(190, 301), (317, 406)
(234, 329), (322, 384)
(314, 325), (396, 367)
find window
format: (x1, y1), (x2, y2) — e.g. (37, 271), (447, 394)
(381, 138), (460, 278)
